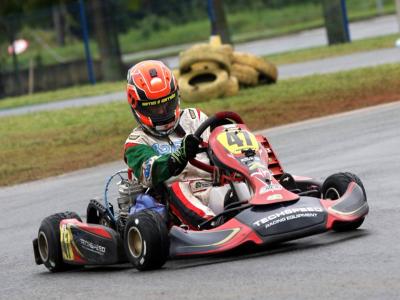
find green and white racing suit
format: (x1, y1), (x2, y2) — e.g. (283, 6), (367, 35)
(124, 108), (215, 228)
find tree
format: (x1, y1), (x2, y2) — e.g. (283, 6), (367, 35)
(322, 0), (351, 45)
(396, 0), (400, 32)
(89, 0), (123, 81)
(208, 0), (231, 44)
(0, 0), (24, 94)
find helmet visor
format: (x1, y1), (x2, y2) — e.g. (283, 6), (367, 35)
(136, 91), (179, 122)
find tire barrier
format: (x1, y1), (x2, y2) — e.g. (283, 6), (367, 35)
(224, 76), (240, 97)
(179, 44), (232, 74)
(190, 61), (220, 72)
(232, 51), (278, 83)
(231, 63), (259, 86)
(178, 68), (229, 103)
(177, 41), (278, 103)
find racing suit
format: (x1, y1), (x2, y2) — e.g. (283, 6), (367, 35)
(124, 108), (215, 229)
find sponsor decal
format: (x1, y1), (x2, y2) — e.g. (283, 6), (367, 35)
(190, 180), (213, 193)
(141, 156), (159, 185)
(79, 238), (106, 255)
(128, 134), (140, 141)
(141, 93), (176, 107)
(189, 109), (196, 119)
(143, 159), (152, 180)
(60, 223), (74, 261)
(249, 162), (266, 171)
(223, 124), (237, 129)
(239, 156), (255, 163)
(260, 183), (283, 194)
(152, 141), (181, 154)
(253, 206), (324, 229)
(267, 194), (283, 201)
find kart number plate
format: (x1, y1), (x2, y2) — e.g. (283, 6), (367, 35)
(217, 130), (259, 154)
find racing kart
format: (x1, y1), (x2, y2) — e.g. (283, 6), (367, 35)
(33, 111), (369, 272)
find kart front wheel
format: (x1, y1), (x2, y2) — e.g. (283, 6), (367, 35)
(124, 209), (169, 271)
(34, 211), (81, 272)
(322, 172), (367, 232)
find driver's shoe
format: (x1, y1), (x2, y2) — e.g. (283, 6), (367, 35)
(279, 173), (297, 191)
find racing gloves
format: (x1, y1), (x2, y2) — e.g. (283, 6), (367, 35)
(169, 134), (201, 176)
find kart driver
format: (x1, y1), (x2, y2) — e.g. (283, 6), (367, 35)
(124, 60), (215, 229)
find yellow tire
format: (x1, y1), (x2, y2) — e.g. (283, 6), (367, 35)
(220, 44), (234, 61)
(190, 61), (220, 72)
(224, 76), (239, 97)
(179, 44), (231, 73)
(232, 52), (278, 83)
(178, 69), (229, 103)
(231, 63), (259, 86)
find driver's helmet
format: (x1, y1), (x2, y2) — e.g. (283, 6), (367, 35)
(126, 60), (180, 137)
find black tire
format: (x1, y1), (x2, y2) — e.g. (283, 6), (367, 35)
(124, 210), (169, 271)
(86, 199), (115, 229)
(322, 172), (367, 231)
(37, 211), (81, 272)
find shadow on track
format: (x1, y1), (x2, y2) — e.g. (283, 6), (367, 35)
(165, 230), (370, 270)
(35, 230), (370, 276)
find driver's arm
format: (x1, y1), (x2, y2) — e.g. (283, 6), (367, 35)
(125, 134), (200, 187)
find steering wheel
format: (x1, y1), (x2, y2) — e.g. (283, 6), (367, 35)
(189, 111), (244, 173)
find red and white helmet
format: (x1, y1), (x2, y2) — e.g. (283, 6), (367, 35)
(127, 60), (180, 137)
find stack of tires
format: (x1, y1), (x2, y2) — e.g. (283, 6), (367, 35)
(231, 52), (278, 87)
(176, 43), (278, 103)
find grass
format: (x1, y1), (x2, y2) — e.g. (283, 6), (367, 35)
(0, 0), (395, 70)
(1, 32), (398, 111)
(267, 33), (399, 65)
(1, 63), (400, 186)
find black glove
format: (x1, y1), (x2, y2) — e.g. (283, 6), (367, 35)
(168, 134), (201, 176)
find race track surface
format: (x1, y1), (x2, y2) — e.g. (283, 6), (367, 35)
(1, 101), (399, 299)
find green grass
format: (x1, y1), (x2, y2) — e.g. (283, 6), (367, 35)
(1, 63), (400, 186)
(1, 0), (395, 70)
(267, 34), (399, 65)
(1, 32), (398, 111)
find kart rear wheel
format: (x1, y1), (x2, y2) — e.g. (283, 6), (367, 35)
(124, 209), (169, 271)
(35, 211), (82, 272)
(322, 172), (367, 231)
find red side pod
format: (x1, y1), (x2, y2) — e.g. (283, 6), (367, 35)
(61, 219), (112, 239)
(60, 219), (125, 265)
(170, 218), (263, 257)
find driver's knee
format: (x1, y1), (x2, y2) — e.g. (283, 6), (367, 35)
(169, 181), (215, 229)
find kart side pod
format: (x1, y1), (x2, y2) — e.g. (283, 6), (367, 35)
(33, 219), (126, 267)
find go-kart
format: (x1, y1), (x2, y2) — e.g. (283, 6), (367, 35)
(33, 111), (369, 272)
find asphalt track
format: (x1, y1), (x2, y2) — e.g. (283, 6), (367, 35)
(1, 101), (399, 299)
(123, 15), (399, 64)
(1, 48), (399, 118)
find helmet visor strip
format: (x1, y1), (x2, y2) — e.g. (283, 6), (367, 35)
(136, 91), (179, 120)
